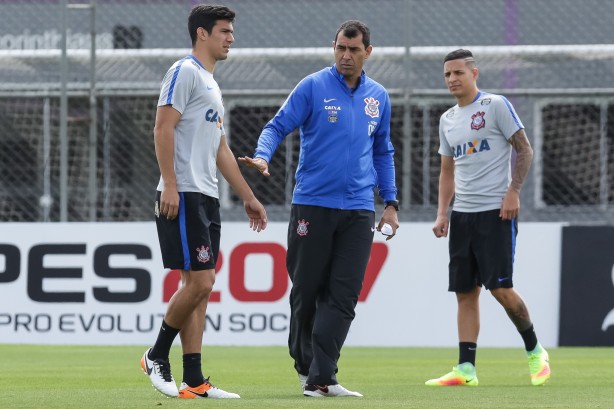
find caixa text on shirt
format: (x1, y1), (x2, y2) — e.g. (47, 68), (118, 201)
(452, 138), (491, 158)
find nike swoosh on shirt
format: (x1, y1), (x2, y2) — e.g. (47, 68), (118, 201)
(323, 98), (336, 103)
(206, 86), (213, 90)
(498, 277), (510, 282)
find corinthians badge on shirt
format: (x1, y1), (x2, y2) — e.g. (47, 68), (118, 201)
(471, 111), (486, 130)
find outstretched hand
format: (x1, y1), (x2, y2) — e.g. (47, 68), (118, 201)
(238, 156), (270, 177)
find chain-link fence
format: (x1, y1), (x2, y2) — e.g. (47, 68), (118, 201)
(1, 0), (614, 223)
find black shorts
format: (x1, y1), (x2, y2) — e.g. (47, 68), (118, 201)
(448, 209), (518, 292)
(155, 191), (220, 271)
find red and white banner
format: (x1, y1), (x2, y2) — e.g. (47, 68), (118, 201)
(0, 222), (562, 347)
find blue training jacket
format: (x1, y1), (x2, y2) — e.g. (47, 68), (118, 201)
(254, 64), (397, 211)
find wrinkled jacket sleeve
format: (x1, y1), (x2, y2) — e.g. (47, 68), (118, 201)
(372, 91), (397, 202)
(254, 78), (312, 162)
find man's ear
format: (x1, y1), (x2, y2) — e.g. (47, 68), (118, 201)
(472, 67), (479, 81)
(365, 45), (373, 59)
(197, 27), (209, 41)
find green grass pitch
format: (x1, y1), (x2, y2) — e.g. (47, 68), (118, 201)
(1, 345), (613, 408)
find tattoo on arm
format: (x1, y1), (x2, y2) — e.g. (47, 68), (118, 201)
(509, 129), (534, 193)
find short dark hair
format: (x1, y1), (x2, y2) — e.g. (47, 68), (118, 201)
(188, 4), (236, 45)
(443, 49), (476, 66)
(334, 20), (370, 48)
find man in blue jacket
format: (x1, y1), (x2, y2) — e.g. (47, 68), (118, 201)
(240, 20), (399, 398)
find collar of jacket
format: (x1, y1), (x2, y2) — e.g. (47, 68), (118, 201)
(330, 64), (366, 91)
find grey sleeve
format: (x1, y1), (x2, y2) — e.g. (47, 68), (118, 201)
(495, 96), (524, 140)
(157, 63), (193, 114)
(438, 113), (454, 156)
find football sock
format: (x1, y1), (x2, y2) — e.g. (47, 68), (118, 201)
(183, 353), (205, 388)
(183, 353), (206, 387)
(149, 319), (180, 360)
(459, 342), (477, 366)
(520, 325), (538, 351)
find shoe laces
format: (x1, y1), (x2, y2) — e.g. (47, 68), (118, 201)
(154, 359), (173, 382)
(203, 376), (217, 388)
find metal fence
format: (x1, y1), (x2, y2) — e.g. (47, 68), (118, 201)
(1, 0), (614, 223)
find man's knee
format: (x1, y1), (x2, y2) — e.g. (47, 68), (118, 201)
(490, 287), (517, 306)
(184, 270), (215, 298)
(456, 286), (480, 304)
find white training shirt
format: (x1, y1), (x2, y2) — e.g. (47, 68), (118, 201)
(156, 55), (224, 197)
(438, 91), (524, 212)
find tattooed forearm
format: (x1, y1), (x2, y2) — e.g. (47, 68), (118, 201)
(509, 129), (534, 193)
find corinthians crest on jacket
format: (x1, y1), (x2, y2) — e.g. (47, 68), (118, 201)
(364, 97), (380, 118)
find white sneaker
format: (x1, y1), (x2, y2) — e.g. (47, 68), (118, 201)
(298, 374), (308, 388)
(140, 348), (178, 397)
(178, 380), (240, 398)
(303, 383), (363, 397)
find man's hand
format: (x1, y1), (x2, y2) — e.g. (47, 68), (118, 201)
(244, 197), (268, 232)
(500, 189), (520, 220)
(159, 185), (180, 220)
(432, 214), (449, 238)
(238, 157), (270, 177)
(376, 206), (399, 241)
